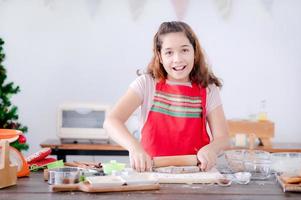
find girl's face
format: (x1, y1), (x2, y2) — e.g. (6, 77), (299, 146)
(160, 32), (194, 82)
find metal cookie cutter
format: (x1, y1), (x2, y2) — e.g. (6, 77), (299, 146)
(48, 167), (80, 185)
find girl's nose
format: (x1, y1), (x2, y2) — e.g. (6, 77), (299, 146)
(173, 52), (182, 63)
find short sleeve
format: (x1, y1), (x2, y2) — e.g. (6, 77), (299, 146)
(129, 74), (155, 130)
(206, 84), (222, 115)
(129, 75), (146, 101)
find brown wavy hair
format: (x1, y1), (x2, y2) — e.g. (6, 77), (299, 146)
(146, 21), (222, 88)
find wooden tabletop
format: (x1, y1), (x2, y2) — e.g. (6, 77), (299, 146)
(227, 143), (301, 153)
(40, 139), (125, 151)
(1, 172), (300, 200)
(41, 139), (301, 152)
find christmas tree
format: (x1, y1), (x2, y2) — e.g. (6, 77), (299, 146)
(0, 38), (29, 151)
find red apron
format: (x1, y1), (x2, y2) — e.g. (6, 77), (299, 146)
(141, 80), (210, 157)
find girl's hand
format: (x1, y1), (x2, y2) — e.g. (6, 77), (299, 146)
(129, 145), (152, 172)
(197, 145), (217, 171)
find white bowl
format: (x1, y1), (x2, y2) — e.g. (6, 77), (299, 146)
(271, 152), (301, 173)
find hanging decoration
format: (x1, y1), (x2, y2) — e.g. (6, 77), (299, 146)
(261, 0), (274, 13)
(128, 0), (148, 21)
(213, 0), (232, 20)
(0, 0), (8, 8)
(43, 0), (56, 10)
(85, 0), (102, 18)
(171, 0), (190, 21)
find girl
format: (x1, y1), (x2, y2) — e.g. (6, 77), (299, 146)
(104, 21), (229, 172)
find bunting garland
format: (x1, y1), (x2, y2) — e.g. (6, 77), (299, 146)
(85, 0), (102, 18)
(171, 0), (190, 21)
(43, 0), (56, 10)
(2, 1), (277, 23)
(128, 0), (148, 21)
(213, 0), (232, 19)
(261, 0), (274, 13)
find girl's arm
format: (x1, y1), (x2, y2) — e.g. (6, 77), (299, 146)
(103, 88), (152, 172)
(197, 105), (229, 171)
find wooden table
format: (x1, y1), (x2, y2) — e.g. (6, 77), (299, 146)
(229, 143), (301, 153)
(0, 172), (300, 200)
(40, 139), (128, 162)
(41, 139), (301, 162)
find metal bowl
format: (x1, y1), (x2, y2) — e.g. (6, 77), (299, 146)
(48, 167), (80, 185)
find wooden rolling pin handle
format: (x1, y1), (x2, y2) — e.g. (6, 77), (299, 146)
(152, 155), (198, 167)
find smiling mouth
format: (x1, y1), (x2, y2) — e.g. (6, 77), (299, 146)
(172, 65), (186, 71)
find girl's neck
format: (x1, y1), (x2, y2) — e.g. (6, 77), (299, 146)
(166, 79), (192, 87)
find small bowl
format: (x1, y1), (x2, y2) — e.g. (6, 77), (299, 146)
(244, 159), (271, 180)
(244, 150), (271, 180)
(216, 175), (232, 187)
(234, 172), (251, 184)
(225, 149), (272, 180)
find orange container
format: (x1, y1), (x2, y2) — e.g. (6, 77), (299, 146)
(0, 129), (30, 177)
(0, 129), (22, 139)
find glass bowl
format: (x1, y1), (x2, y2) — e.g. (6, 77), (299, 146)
(224, 149), (245, 172)
(244, 150), (271, 180)
(224, 149), (271, 180)
(271, 152), (301, 174)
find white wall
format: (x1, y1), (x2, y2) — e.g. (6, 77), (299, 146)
(0, 0), (300, 156)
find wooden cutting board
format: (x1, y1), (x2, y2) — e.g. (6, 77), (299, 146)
(51, 182), (160, 193)
(276, 174), (301, 192)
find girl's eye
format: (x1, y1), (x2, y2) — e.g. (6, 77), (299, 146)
(165, 51), (173, 56)
(182, 49), (189, 53)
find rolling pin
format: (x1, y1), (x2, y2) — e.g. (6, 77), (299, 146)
(152, 155), (198, 168)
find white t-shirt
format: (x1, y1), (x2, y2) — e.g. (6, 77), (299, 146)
(129, 74), (222, 131)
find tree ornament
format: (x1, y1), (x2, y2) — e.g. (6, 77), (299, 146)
(18, 134), (26, 144)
